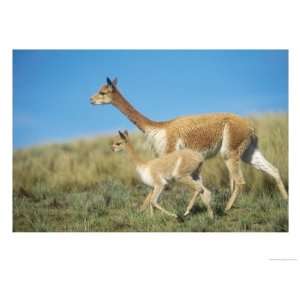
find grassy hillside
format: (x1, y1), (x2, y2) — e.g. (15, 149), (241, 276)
(13, 113), (288, 232)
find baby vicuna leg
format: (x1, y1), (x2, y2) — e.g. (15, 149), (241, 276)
(181, 175), (213, 219)
(139, 191), (153, 212)
(150, 185), (177, 218)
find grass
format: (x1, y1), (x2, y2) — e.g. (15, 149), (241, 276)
(13, 113), (288, 232)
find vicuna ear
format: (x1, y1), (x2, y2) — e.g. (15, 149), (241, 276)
(112, 78), (118, 86)
(106, 77), (112, 86)
(124, 130), (129, 137)
(107, 77), (118, 86)
(118, 130), (127, 140)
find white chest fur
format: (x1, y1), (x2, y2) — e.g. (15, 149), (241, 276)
(145, 128), (167, 155)
(136, 165), (154, 186)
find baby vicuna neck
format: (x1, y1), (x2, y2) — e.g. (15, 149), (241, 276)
(124, 142), (145, 166)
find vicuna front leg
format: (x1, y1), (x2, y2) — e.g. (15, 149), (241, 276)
(150, 185), (177, 218)
(224, 157), (245, 211)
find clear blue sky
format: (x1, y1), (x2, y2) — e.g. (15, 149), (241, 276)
(13, 50), (288, 149)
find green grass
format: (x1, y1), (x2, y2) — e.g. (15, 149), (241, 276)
(13, 113), (288, 232)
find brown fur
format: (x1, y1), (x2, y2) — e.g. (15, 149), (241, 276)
(162, 113), (255, 156)
(91, 78), (288, 210)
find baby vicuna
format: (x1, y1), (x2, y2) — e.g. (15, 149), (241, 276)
(112, 130), (213, 219)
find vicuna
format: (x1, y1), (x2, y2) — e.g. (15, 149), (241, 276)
(112, 130), (213, 218)
(91, 78), (288, 211)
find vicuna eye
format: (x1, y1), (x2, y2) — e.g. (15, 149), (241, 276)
(116, 142), (121, 146)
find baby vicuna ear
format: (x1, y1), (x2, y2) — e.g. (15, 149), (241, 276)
(118, 130), (128, 141)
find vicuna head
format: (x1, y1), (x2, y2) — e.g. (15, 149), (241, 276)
(112, 130), (129, 152)
(90, 77), (118, 105)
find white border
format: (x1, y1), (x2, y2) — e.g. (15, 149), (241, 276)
(1, 0), (300, 299)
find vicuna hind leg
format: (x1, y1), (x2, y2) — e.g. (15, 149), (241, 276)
(224, 157), (245, 211)
(242, 146), (288, 199)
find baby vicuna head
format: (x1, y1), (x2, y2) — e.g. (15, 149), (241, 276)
(112, 130), (129, 152)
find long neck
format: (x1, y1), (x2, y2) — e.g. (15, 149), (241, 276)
(125, 143), (145, 166)
(111, 88), (159, 132)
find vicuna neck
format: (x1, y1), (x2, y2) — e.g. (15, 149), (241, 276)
(111, 88), (160, 132)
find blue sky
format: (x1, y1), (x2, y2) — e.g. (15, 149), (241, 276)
(13, 50), (288, 149)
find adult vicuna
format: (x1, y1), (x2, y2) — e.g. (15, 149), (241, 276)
(90, 78), (288, 211)
(112, 130), (213, 218)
